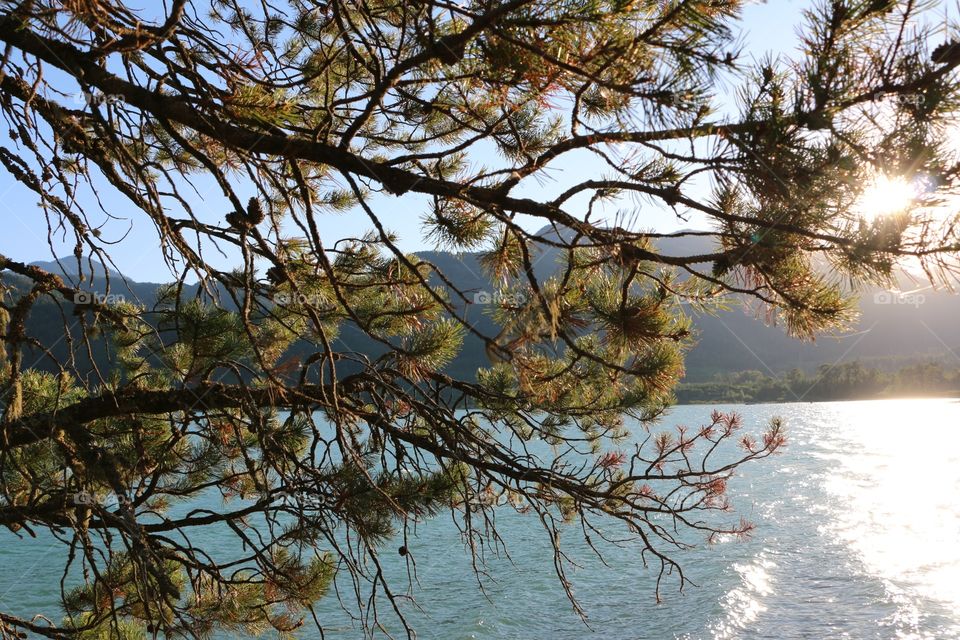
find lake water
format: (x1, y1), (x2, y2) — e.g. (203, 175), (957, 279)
(2, 399), (959, 639)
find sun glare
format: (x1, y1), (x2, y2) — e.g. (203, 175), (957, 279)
(855, 175), (919, 220)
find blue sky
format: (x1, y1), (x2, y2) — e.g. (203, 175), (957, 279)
(0, 0), (878, 282)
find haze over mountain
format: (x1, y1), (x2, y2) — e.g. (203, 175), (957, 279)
(8, 227), (960, 382)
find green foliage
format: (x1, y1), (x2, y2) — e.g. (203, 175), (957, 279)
(677, 360), (960, 404)
(2, 0), (960, 636)
(424, 200), (494, 251)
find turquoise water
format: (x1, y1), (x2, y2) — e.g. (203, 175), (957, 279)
(2, 400), (960, 639)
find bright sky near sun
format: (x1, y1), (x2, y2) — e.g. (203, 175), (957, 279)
(0, 0), (939, 282)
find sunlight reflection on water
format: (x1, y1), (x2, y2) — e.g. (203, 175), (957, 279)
(814, 400), (960, 639)
(711, 552), (776, 639)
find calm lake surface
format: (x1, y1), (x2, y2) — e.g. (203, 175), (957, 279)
(2, 399), (959, 639)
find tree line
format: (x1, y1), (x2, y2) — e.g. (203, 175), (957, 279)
(678, 360), (960, 403)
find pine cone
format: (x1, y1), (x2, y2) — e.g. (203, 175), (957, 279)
(246, 197), (265, 224)
(266, 265), (287, 284)
(932, 40), (960, 65)
(225, 210), (248, 230)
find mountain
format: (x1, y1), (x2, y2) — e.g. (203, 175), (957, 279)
(29, 258), (125, 281)
(5, 229), (960, 382)
(421, 227), (960, 380)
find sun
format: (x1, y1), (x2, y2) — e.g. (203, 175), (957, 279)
(855, 175), (919, 220)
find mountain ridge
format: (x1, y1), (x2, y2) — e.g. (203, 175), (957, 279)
(8, 230), (960, 381)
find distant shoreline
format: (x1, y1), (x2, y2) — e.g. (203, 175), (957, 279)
(675, 392), (960, 406)
(676, 360), (960, 406)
